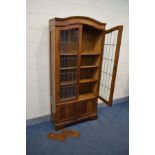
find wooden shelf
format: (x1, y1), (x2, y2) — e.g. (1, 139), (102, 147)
(60, 53), (77, 56)
(80, 78), (97, 83)
(60, 81), (76, 86)
(80, 65), (99, 69)
(60, 67), (77, 70)
(78, 93), (96, 101)
(81, 53), (100, 55)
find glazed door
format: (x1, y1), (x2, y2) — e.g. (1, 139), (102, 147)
(99, 26), (123, 106)
(57, 25), (82, 102)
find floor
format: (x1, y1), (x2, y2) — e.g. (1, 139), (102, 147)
(26, 101), (129, 155)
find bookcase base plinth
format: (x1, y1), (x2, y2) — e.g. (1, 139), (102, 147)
(52, 113), (97, 130)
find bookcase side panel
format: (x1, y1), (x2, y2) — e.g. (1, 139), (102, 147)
(50, 25), (56, 114)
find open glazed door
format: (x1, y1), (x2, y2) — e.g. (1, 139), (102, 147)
(99, 26), (123, 106)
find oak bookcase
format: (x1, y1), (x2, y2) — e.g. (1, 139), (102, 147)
(49, 16), (123, 130)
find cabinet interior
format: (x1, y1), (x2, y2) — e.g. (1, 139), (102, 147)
(59, 25), (103, 101)
(79, 25), (102, 100)
(82, 25), (103, 54)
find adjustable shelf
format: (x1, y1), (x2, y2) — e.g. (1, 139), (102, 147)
(60, 81), (76, 86)
(80, 78), (97, 83)
(81, 52), (100, 55)
(80, 65), (99, 69)
(60, 67), (77, 70)
(60, 53), (77, 56)
(78, 93), (96, 101)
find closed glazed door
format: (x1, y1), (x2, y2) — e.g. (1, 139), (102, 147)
(57, 25), (82, 102)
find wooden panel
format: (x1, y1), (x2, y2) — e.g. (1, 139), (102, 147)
(77, 99), (97, 117)
(55, 102), (76, 123)
(55, 99), (97, 124)
(49, 23), (56, 113)
(55, 27), (59, 104)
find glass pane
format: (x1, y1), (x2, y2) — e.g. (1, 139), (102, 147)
(99, 30), (118, 101)
(60, 55), (77, 68)
(60, 84), (77, 100)
(60, 28), (79, 54)
(60, 69), (76, 83)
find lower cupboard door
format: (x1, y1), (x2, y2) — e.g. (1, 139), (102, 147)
(77, 100), (97, 117)
(56, 103), (76, 123)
